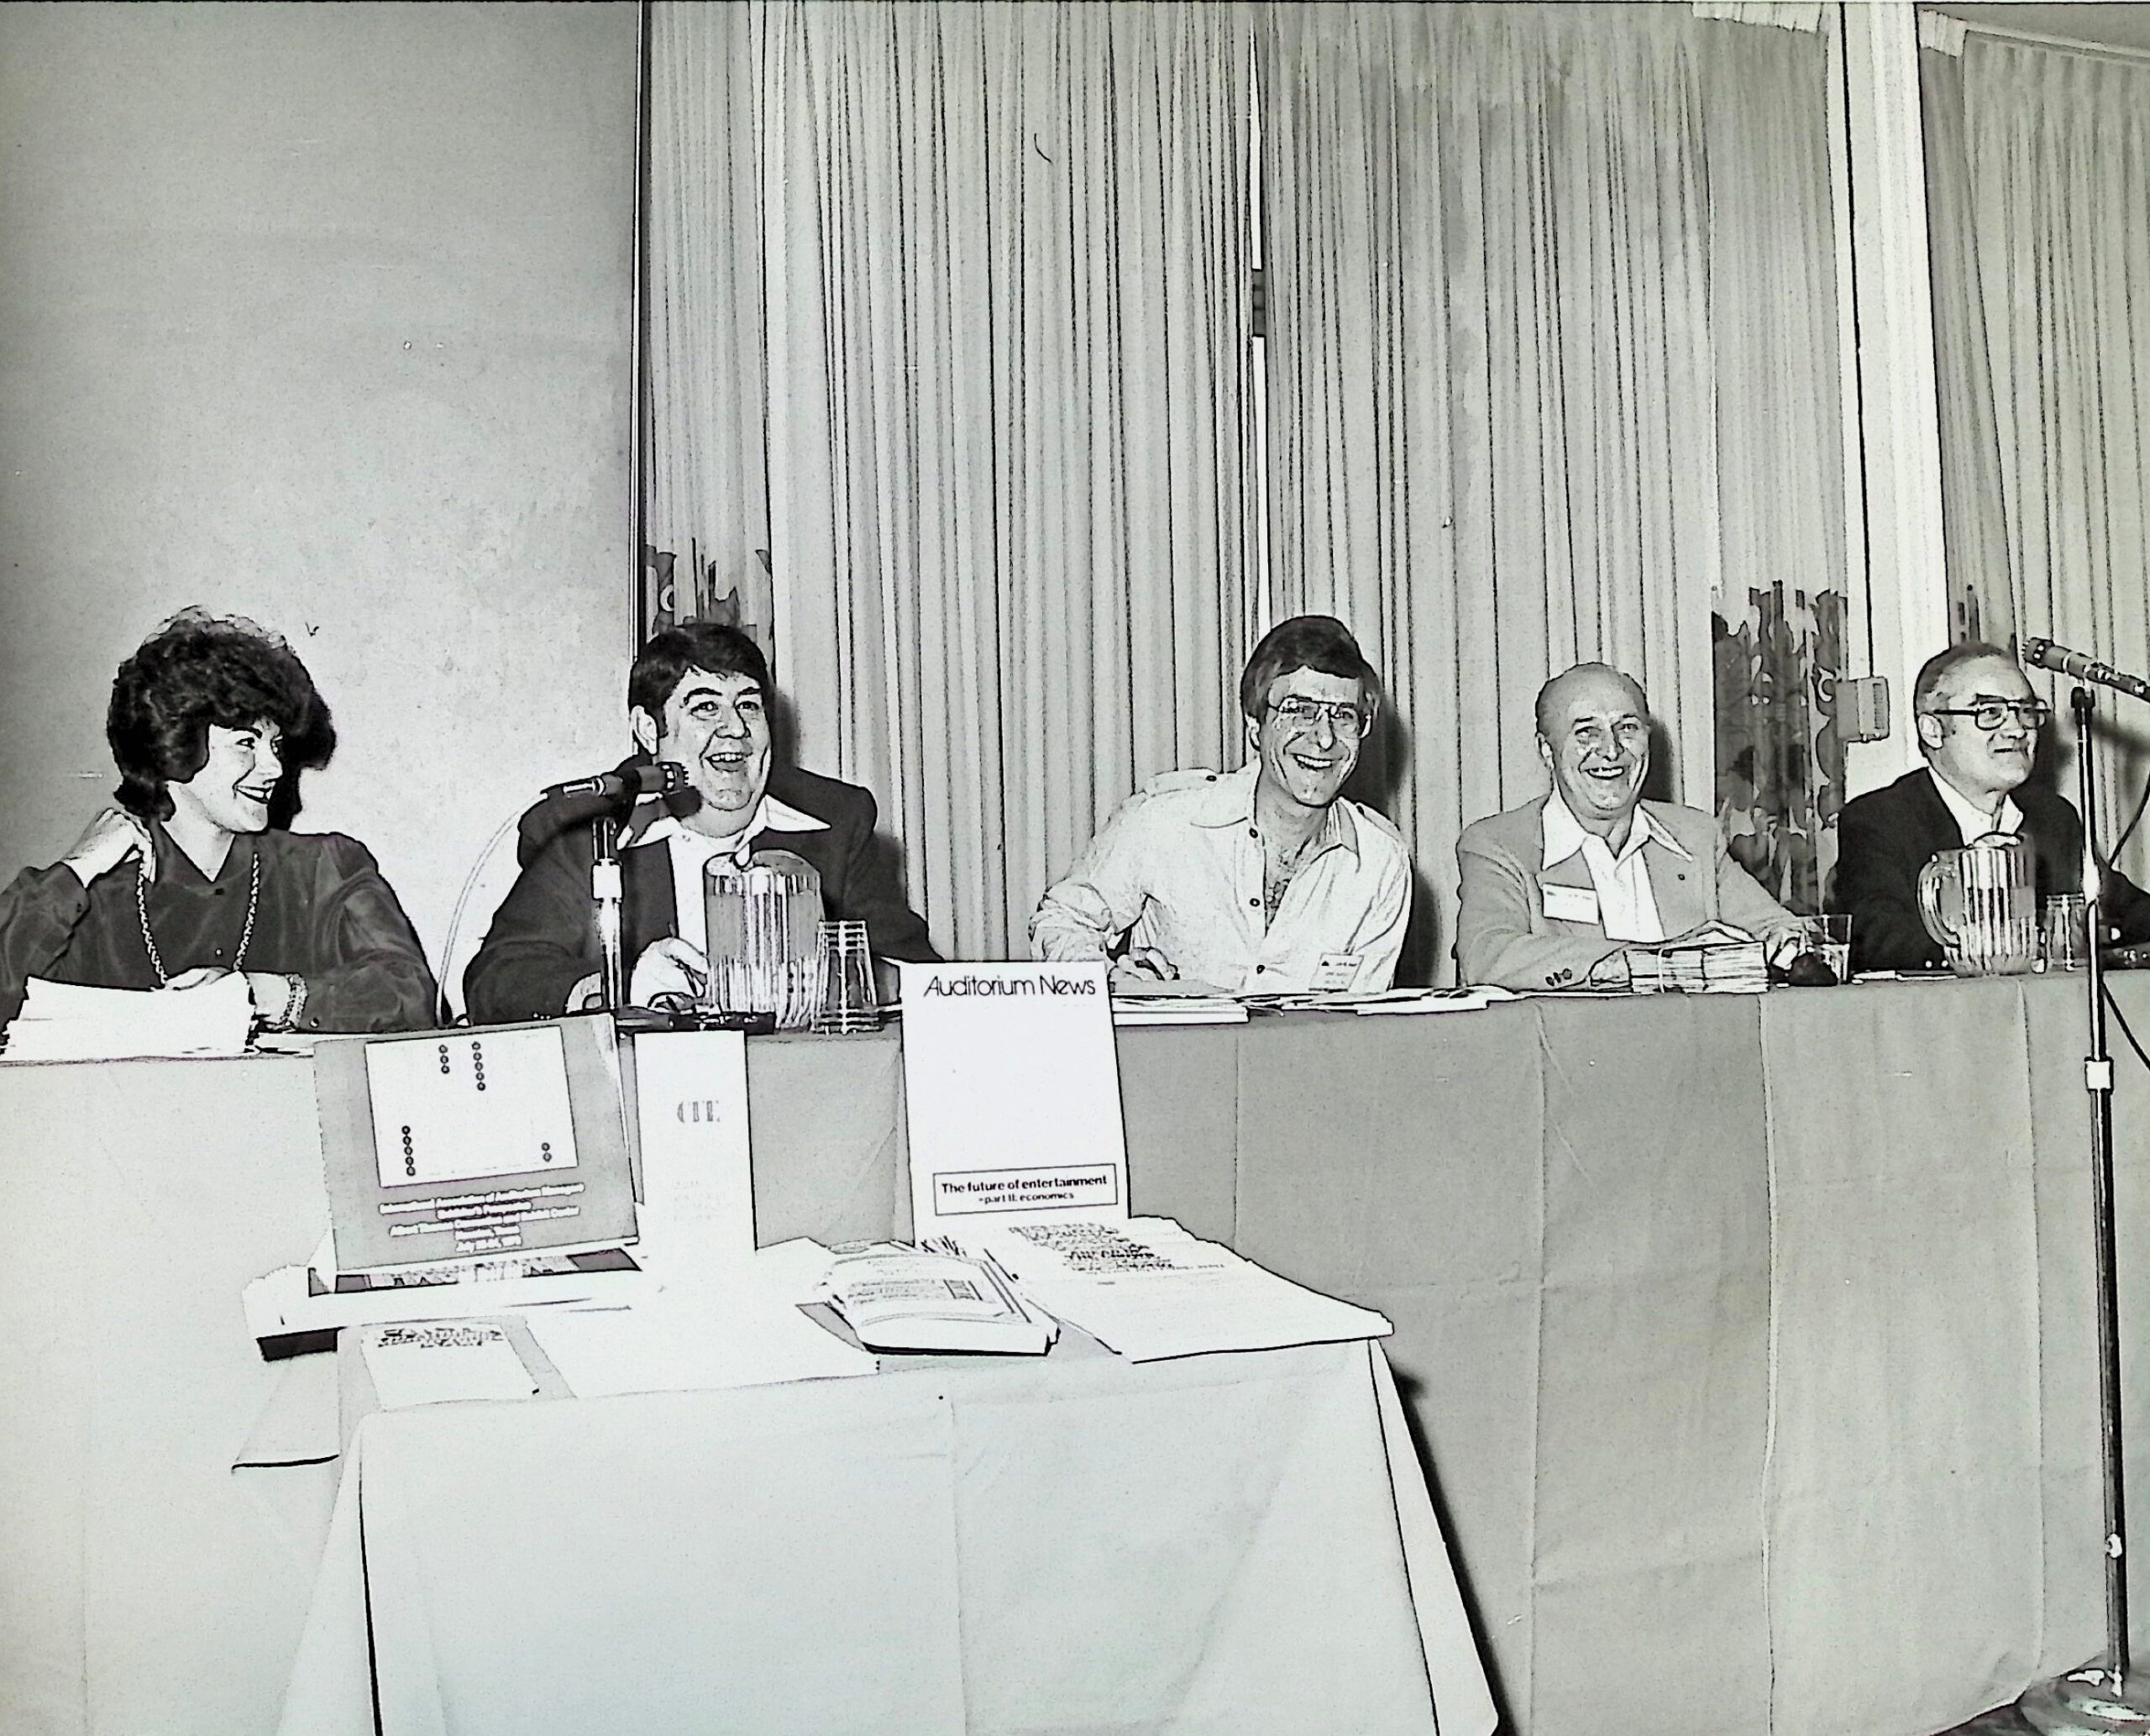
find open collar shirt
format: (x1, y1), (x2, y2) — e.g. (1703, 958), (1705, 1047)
(1030, 762), (1411, 993)
(624, 794), (827, 957)
(1927, 766), (2025, 846)
(1539, 792), (1691, 943)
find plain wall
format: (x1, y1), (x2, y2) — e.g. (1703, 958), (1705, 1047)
(0, 1), (637, 968)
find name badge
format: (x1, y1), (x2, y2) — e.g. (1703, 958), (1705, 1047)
(1540, 882), (1600, 925)
(1312, 952), (1359, 993)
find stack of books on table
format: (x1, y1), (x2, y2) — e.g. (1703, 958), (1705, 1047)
(1627, 940), (1769, 995)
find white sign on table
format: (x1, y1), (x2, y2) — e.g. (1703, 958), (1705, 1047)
(629, 1027), (755, 1270)
(897, 961), (1128, 1242)
(315, 1015), (637, 1274)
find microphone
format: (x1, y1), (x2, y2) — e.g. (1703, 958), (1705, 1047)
(2022, 638), (2150, 704)
(540, 762), (688, 802)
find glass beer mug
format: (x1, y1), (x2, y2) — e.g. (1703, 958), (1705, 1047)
(702, 849), (827, 1030)
(1917, 836), (2038, 977)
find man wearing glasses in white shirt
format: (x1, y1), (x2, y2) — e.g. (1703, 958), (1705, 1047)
(1030, 616), (1411, 993)
(1832, 641), (2150, 970)
(1454, 662), (1804, 990)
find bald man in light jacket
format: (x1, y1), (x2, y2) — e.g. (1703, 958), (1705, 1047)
(1455, 663), (1803, 990)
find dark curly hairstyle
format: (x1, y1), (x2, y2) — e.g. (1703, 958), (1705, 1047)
(107, 611), (336, 822)
(628, 621), (773, 720)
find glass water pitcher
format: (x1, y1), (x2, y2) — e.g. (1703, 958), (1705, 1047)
(1917, 835), (2038, 977)
(701, 849), (826, 1029)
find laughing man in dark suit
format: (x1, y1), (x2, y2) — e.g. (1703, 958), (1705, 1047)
(1830, 641), (2150, 971)
(465, 621), (936, 1023)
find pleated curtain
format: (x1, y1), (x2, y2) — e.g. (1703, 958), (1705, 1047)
(759, 0), (1257, 962)
(1259, 3), (1843, 976)
(1926, 37), (2150, 877)
(645, 0), (773, 639)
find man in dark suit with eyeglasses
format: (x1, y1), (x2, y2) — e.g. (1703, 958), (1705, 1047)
(1831, 641), (2150, 970)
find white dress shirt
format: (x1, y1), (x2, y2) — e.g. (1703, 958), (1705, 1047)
(1030, 763), (1412, 993)
(1539, 792), (1693, 943)
(1927, 766), (2025, 846)
(624, 793), (829, 956)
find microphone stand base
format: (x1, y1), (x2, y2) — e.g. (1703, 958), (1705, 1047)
(2022, 1663), (2150, 1734)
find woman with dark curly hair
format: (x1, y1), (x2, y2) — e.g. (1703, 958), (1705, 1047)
(0, 610), (435, 1033)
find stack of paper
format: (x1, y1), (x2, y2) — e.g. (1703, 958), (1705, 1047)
(1627, 940), (1769, 995)
(3, 973), (254, 1060)
(1241, 987), (1508, 1016)
(974, 1215), (1392, 1363)
(1110, 995), (1249, 1026)
(1109, 977), (1250, 1026)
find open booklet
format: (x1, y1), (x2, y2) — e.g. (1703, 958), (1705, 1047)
(821, 1241), (1057, 1355)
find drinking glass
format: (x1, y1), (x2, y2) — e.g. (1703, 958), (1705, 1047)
(812, 920), (879, 1035)
(2042, 893), (2089, 972)
(1807, 914), (1853, 983)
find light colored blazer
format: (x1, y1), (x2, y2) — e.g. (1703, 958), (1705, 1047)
(1455, 797), (1800, 990)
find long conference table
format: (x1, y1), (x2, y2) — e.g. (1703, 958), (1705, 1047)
(4, 971), (2150, 1735)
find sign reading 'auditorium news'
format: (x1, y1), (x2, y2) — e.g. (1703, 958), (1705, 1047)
(898, 962), (1130, 1240)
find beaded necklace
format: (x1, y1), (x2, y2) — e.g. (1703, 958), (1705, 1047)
(136, 850), (261, 985)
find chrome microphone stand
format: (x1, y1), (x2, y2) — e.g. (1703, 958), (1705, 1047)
(591, 810), (627, 1012)
(2022, 685), (2150, 1733)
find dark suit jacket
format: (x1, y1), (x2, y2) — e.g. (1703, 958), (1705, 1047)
(1830, 768), (2150, 970)
(464, 759), (938, 1024)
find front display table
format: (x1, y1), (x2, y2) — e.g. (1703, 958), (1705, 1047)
(276, 1335), (1497, 1736)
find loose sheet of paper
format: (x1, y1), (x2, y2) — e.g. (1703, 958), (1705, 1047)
(974, 1215), (1392, 1362)
(358, 1321), (542, 1408)
(364, 1027), (578, 1188)
(522, 1277), (874, 1398)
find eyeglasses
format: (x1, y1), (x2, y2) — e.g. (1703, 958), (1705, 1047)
(1924, 700), (2053, 732)
(1271, 695), (1368, 739)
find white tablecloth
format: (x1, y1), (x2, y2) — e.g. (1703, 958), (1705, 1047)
(278, 1338), (1496, 1736)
